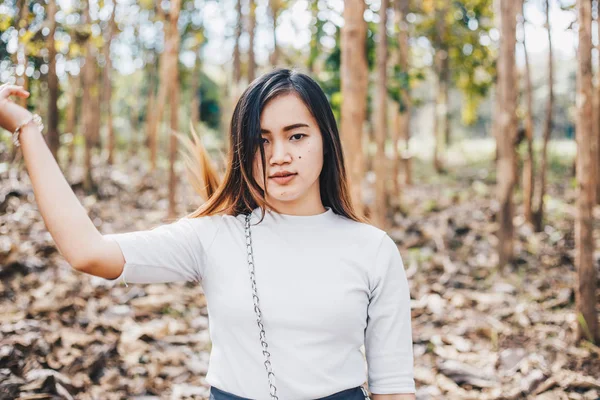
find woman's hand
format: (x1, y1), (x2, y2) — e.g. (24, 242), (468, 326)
(0, 83), (32, 133)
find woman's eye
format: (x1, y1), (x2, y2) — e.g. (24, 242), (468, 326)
(260, 138), (269, 144)
(291, 134), (305, 141)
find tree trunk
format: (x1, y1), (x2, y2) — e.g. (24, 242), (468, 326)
(433, 3), (449, 174)
(340, 0), (368, 217)
(308, 1), (319, 74)
(494, 0), (518, 270)
(144, 60), (158, 157)
(233, 0), (242, 84)
(46, 0), (60, 162)
(11, 0), (29, 162)
(191, 43), (202, 128)
(520, 2), (534, 226)
(66, 73), (79, 168)
(396, 0), (412, 188)
(167, 0), (182, 219)
(390, 16), (402, 210)
(391, 104), (401, 209)
(269, 0), (280, 67)
(149, 8), (170, 171)
(93, 67), (102, 152)
(15, 0), (29, 109)
(433, 49), (449, 174)
(575, 0), (599, 344)
(129, 80), (142, 158)
(372, 0), (389, 228)
(532, 0), (553, 232)
(82, 0), (97, 193)
(247, 0), (257, 82)
(103, 4), (116, 165)
(596, 1), (600, 204)
(595, 2), (599, 207)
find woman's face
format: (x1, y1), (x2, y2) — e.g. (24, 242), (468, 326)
(253, 93), (324, 212)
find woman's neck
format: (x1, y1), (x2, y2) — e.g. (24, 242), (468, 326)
(266, 198), (326, 216)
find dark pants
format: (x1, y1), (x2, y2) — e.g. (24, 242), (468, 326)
(209, 385), (369, 400)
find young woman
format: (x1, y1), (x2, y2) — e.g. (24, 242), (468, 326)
(0, 69), (415, 400)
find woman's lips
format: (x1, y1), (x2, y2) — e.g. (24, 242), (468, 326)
(269, 173), (297, 185)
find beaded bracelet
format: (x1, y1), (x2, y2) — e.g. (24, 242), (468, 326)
(12, 113), (43, 147)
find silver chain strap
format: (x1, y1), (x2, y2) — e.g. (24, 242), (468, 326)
(245, 213), (279, 400)
(244, 212), (370, 400)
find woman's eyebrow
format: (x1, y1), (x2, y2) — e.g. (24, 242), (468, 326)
(260, 123), (309, 134)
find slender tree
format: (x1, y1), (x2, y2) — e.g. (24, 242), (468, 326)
(247, 0), (257, 82)
(575, 0), (598, 343)
(532, 0), (553, 231)
(66, 73), (79, 167)
(46, 0), (60, 161)
(191, 36), (203, 129)
(340, 0), (368, 216)
(15, 0), (30, 109)
(168, 0), (182, 218)
(432, 1), (450, 174)
(11, 0), (30, 162)
(144, 59), (158, 159)
(596, 0), (600, 203)
(307, 1), (321, 74)
(149, 5), (172, 171)
(373, 0), (390, 228)
(129, 78), (143, 158)
(103, 2), (117, 165)
(233, 0), (242, 84)
(268, 0), (283, 66)
(493, 0), (518, 269)
(81, 0), (98, 192)
(520, 2), (534, 225)
(394, 0), (412, 190)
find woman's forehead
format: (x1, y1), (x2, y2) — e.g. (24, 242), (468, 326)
(260, 93), (315, 130)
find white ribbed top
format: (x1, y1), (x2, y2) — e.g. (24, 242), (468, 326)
(104, 206), (415, 399)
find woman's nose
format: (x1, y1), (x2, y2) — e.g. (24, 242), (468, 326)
(269, 140), (292, 165)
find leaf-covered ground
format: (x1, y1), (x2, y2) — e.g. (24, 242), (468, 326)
(1, 155), (599, 400)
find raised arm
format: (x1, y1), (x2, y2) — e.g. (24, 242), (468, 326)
(20, 123), (126, 278)
(0, 84), (124, 279)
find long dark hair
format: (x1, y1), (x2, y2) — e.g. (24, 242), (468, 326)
(184, 67), (365, 223)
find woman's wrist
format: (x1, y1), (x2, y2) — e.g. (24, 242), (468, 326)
(13, 110), (33, 130)
(18, 121), (45, 146)
(13, 112), (43, 147)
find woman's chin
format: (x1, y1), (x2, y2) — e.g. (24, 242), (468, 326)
(266, 191), (303, 204)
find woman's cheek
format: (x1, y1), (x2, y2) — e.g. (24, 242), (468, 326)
(253, 160), (265, 189)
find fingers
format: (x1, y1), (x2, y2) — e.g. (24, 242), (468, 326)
(0, 84), (30, 99)
(0, 84), (30, 97)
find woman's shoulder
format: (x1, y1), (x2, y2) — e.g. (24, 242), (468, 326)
(184, 212), (223, 224)
(331, 213), (389, 246)
(181, 212), (227, 240)
(184, 211), (248, 230)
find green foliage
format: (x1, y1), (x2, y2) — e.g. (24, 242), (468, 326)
(387, 67), (427, 113)
(0, 14), (13, 32)
(197, 71), (221, 130)
(307, 0), (325, 72)
(414, 0), (496, 126)
(319, 25), (342, 120)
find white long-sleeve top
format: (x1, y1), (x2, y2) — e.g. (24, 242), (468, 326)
(104, 206), (415, 399)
